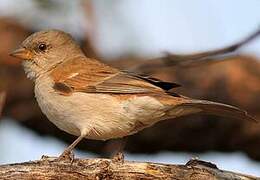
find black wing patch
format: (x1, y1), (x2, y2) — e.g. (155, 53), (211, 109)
(126, 71), (181, 91)
(140, 76), (181, 90)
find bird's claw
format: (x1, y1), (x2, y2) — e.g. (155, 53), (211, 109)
(39, 155), (57, 164)
(56, 150), (75, 163)
(112, 151), (124, 163)
(41, 155), (51, 160)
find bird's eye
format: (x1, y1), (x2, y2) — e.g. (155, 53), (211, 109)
(38, 43), (47, 52)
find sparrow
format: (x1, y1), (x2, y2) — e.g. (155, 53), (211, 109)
(10, 29), (256, 159)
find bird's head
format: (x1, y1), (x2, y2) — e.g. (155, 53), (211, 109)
(10, 29), (83, 80)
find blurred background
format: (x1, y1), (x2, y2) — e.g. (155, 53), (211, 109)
(0, 0), (260, 176)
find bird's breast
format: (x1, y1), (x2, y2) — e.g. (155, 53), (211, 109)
(34, 76), (168, 140)
(34, 76), (83, 136)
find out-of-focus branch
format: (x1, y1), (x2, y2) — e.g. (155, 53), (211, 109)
(0, 91), (6, 117)
(133, 28), (260, 72)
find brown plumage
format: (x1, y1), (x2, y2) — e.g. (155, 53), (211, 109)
(10, 29), (257, 160)
(51, 57), (180, 95)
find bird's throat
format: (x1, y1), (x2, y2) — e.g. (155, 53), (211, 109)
(22, 60), (44, 81)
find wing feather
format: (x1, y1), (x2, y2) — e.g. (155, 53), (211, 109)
(51, 57), (179, 95)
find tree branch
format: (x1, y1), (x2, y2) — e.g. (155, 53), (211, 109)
(133, 27), (260, 72)
(0, 91), (6, 117)
(0, 158), (258, 179)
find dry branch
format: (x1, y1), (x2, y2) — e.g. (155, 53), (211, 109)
(132, 27), (260, 72)
(0, 91), (6, 117)
(0, 158), (258, 180)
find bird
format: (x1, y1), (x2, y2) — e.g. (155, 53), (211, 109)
(10, 29), (256, 160)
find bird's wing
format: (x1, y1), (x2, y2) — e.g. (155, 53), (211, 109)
(51, 57), (180, 95)
(51, 57), (257, 122)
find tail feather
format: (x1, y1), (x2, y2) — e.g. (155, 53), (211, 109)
(169, 99), (257, 122)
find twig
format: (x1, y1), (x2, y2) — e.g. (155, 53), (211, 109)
(133, 28), (260, 72)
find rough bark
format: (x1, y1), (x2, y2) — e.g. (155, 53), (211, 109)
(0, 158), (258, 180)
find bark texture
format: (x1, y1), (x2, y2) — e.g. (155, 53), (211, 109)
(0, 158), (258, 180)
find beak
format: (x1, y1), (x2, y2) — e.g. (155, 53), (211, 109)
(10, 47), (33, 60)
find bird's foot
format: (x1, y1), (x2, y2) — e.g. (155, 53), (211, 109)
(56, 150), (75, 163)
(41, 155), (51, 160)
(112, 151), (124, 163)
(39, 155), (57, 164)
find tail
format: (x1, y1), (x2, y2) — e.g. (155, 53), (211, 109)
(168, 98), (257, 122)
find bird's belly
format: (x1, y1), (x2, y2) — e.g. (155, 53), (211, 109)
(35, 80), (166, 140)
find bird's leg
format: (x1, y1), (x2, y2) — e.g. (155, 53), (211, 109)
(57, 134), (85, 162)
(111, 139), (126, 163)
